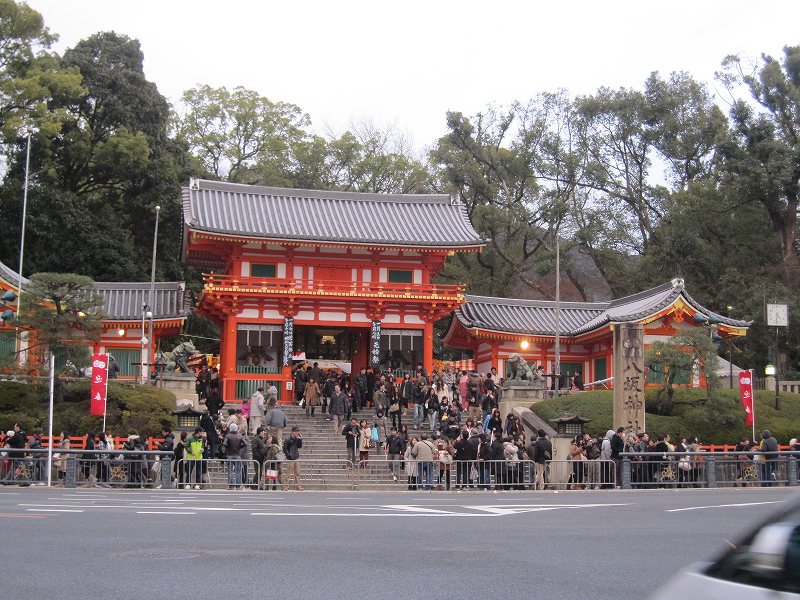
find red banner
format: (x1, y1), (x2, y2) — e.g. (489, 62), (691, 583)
(90, 353), (109, 416)
(738, 370), (754, 427)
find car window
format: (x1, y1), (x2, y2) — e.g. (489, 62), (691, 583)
(706, 501), (800, 593)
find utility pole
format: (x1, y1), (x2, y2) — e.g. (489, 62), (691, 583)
(554, 227), (561, 397)
(146, 205), (160, 385)
(774, 326), (780, 410)
(15, 126), (33, 365)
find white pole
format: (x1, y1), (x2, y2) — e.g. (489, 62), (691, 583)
(140, 307), (146, 384)
(15, 127), (33, 365)
(146, 206), (160, 386)
(554, 228), (561, 397)
(102, 353), (108, 432)
(751, 374), (756, 443)
(46, 351), (54, 487)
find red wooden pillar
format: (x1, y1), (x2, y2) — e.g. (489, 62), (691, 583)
(490, 341), (499, 373)
(222, 314), (238, 402)
(423, 320), (433, 375)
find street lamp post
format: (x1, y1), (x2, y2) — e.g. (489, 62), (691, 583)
(726, 305), (734, 389)
(554, 227), (561, 397)
(15, 126), (33, 365)
(140, 304), (148, 384)
(774, 326), (780, 411)
(145, 205), (160, 385)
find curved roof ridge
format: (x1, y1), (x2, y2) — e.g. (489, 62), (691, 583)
(464, 293), (607, 310)
(606, 280), (677, 308)
(0, 259), (28, 288)
(190, 178), (459, 205)
(94, 281), (186, 290)
(182, 179), (485, 248)
(454, 278), (751, 339)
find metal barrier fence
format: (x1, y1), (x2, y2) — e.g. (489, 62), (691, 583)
(0, 449), (175, 488)
(620, 451), (800, 489)
(0, 454), (51, 486)
(174, 458), (261, 490)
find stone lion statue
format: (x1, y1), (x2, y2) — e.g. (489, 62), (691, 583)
(160, 340), (198, 373)
(507, 353), (535, 383)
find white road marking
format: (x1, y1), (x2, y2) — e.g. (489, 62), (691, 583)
(667, 501), (783, 513)
(469, 503), (630, 515)
(13, 500), (631, 518)
(250, 512), (484, 517)
(381, 504), (458, 514)
(137, 511), (196, 515)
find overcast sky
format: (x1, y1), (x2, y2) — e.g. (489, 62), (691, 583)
(26, 0), (800, 151)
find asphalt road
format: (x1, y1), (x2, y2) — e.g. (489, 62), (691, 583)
(2, 486), (797, 599)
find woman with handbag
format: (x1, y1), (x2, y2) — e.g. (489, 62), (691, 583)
(372, 411), (389, 455)
(304, 377), (321, 417)
(404, 437), (418, 490)
(264, 435), (282, 491)
(437, 437), (454, 490)
(388, 393), (402, 430)
(358, 419), (372, 467)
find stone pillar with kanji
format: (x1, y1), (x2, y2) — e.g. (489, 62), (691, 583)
(613, 323), (646, 435)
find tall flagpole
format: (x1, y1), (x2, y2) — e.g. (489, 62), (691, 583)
(146, 206), (160, 386)
(554, 226), (561, 397)
(46, 351), (54, 487)
(751, 379), (756, 443)
(16, 126), (33, 365)
(102, 355), (108, 432)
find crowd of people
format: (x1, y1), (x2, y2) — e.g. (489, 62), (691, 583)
(1, 362), (799, 490)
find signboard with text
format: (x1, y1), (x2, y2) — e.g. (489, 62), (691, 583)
(738, 370), (754, 427)
(370, 320), (381, 367)
(90, 353), (109, 416)
(282, 318), (294, 367)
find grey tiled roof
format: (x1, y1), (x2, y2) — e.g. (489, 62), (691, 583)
(454, 278), (751, 337)
(457, 295), (606, 336)
(182, 179), (485, 248)
(0, 260), (27, 288)
(94, 282), (189, 321)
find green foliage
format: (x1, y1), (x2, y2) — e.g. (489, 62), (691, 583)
(0, 2), (798, 387)
(17, 272), (104, 365)
(531, 388), (800, 444)
(176, 84), (310, 183)
(0, 29), (189, 282)
(645, 328), (720, 415)
(717, 46), (800, 282)
(0, 0), (84, 142)
(0, 379), (176, 437)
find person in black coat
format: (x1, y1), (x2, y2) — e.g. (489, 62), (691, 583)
(200, 412), (219, 459)
(453, 430), (475, 488)
(611, 427), (626, 486)
(341, 418), (360, 464)
(205, 387), (224, 417)
(531, 430), (553, 490)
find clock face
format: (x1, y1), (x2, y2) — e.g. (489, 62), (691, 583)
(766, 303), (789, 327)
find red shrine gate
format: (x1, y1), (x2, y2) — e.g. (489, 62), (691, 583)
(181, 179), (484, 403)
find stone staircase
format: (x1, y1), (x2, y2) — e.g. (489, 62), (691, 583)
(277, 404), (402, 490)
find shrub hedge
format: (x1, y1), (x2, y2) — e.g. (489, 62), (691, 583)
(0, 379), (177, 438)
(530, 387), (800, 445)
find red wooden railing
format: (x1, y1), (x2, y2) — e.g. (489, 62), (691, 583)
(203, 273), (464, 299)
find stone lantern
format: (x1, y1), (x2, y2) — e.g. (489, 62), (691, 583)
(172, 405), (203, 433)
(550, 412), (591, 437)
